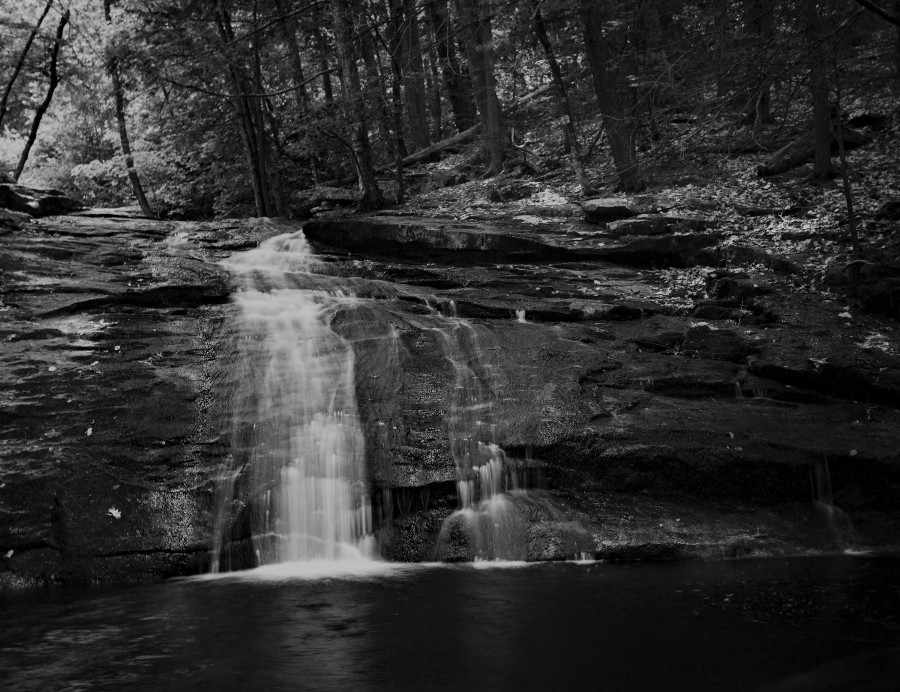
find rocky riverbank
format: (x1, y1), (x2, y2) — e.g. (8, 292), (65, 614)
(1, 202), (898, 587)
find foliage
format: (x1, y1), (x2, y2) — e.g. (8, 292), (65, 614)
(0, 0), (897, 217)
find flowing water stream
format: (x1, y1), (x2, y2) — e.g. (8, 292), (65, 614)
(431, 305), (591, 561)
(211, 234), (587, 570)
(211, 232), (374, 572)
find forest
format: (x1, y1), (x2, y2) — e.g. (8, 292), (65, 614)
(5, 2), (900, 659)
(0, 0), (898, 222)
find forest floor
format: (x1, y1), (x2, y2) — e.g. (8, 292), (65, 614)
(353, 87), (900, 341)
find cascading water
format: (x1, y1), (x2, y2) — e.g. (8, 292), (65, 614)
(434, 307), (530, 560)
(211, 232), (374, 572)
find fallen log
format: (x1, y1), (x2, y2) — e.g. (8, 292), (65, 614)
(315, 83), (556, 189)
(756, 127), (870, 176)
(695, 138), (792, 155)
(399, 83), (555, 167)
(401, 124), (481, 167)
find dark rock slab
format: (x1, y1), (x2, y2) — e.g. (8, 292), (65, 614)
(608, 214), (710, 236)
(73, 206), (147, 219)
(719, 244), (799, 273)
(683, 324), (760, 362)
(707, 272), (775, 301)
(0, 214), (247, 588)
(582, 198), (639, 223)
(0, 183), (84, 217)
(304, 216), (575, 263)
(4, 209), (900, 584)
(0, 207), (30, 233)
(592, 232), (724, 268)
(733, 204), (809, 217)
(875, 199), (900, 220)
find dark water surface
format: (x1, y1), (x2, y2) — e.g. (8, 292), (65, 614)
(1, 555), (899, 691)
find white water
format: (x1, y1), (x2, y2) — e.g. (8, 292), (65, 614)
(211, 232), (373, 572)
(434, 311), (530, 561)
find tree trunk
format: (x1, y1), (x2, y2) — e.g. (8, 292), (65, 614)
(579, 0), (644, 191)
(250, 6), (275, 217)
(14, 10), (69, 181)
(273, 0), (310, 109)
(833, 72), (859, 260)
(454, 0), (505, 175)
(214, 0), (271, 217)
(388, 0), (408, 200)
(756, 126), (869, 176)
(0, 0), (53, 132)
(331, 0), (384, 209)
(351, 0), (396, 155)
(744, 0), (774, 126)
(804, 0), (833, 178)
(401, 0), (432, 151)
(425, 0), (476, 133)
(895, 0), (900, 87)
(425, 42), (443, 141)
(314, 26), (334, 103)
(532, 0), (590, 194)
(103, 0), (153, 217)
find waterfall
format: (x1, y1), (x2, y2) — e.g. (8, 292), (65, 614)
(211, 232), (374, 572)
(435, 310), (529, 561)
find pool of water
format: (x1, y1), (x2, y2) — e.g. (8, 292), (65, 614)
(1, 555), (899, 691)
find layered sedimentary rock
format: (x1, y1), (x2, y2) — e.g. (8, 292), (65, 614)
(2, 212), (898, 586)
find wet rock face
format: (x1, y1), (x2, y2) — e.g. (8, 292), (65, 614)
(0, 183), (84, 217)
(2, 212), (899, 586)
(310, 216), (900, 562)
(0, 214), (291, 588)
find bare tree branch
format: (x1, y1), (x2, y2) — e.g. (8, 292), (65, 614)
(852, 0), (900, 26)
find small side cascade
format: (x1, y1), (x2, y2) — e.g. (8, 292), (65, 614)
(810, 454), (859, 551)
(210, 232), (374, 572)
(432, 306), (587, 561)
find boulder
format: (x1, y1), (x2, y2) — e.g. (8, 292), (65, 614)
(582, 198), (639, 223)
(875, 199), (900, 220)
(0, 207), (30, 233)
(291, 186), (358, 218)
(847, 112), (889, 130)
(682, 324), (760, 362)
(592, 232), (723, 267)
(706, 273), (774, 301)
(488, 181), (539, 202)
(0, 183), (84, 217)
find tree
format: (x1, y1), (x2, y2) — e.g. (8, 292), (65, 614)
(103, 0), (153, 217)
(425, 0), (476, 133)
(803, 0), (834, 179)
(0, 0), (53, 133)
(213, 0), (275, 217)
(14, 9), (69, 181)
(743, 0), (775, 126)
(531, 0), (589, 194)
(397, 0), (431, 152)
(455, 0), (505, 174)
(579, 0), (644, 191)
(331, 0), (384, 208)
